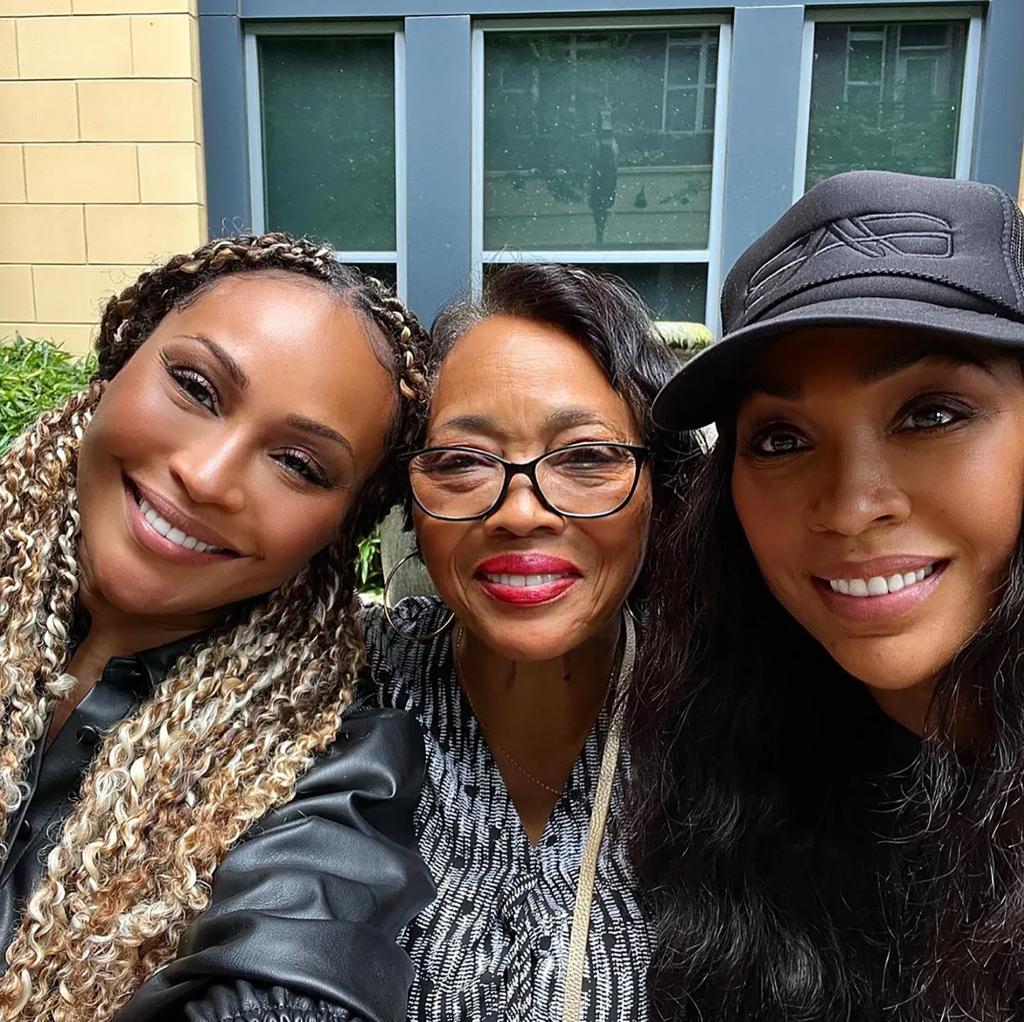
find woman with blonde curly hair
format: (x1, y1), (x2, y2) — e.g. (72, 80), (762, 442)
(0, 232), (434, 1022)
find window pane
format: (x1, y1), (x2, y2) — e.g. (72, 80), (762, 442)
(805, 21), (967, 190)
(260, 35), (395, 251)
(351, 263), (398, 291)
(484, 29), (719, 252)
(485, 262), (707, 325)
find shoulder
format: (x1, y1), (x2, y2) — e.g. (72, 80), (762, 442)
(357, 596), (452, 703)
(358, 595), (449, 653)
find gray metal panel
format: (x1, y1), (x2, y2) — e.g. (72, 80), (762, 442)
(240, 0), (975, 17)
(972, 0), (1024, 194)
(199, 14), (251, 237)
(720, 5), (805, 277)
(199, 0), (238, 16)
(405, 15), (472, 326)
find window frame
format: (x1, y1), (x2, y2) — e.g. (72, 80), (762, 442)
(792, 4), (983, 200)
(470, 13), (731, 331)
(243, 19), (408, 297)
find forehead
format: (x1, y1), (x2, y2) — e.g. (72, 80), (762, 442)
(432, 314), (634, 427)
(744, 326), (996, 397)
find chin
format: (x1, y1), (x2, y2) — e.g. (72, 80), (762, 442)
(831, 641), (951, 692)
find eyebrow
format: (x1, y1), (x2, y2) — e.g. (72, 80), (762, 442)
(284, 414), (354, 459)
(746, 346), (994, 401)
(432, 406), (620, 439)
(182, 334), (249, 391)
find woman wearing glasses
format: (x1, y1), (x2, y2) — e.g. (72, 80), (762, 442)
(361, 263), (688, 1022)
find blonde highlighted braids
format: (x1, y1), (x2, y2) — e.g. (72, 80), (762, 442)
(0, 233), (429, 1021)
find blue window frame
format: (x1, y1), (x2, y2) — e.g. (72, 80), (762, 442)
(198, 0), (1024, 329)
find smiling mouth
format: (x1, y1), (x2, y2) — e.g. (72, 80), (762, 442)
(480, 572), (574, 588)
(128, 482), (237, 556)
(823, 561), (943, 598)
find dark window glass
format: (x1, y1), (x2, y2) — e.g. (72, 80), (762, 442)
(260, 35), (396, 251)
(806, 21), (967, 189)
(484, 29), (719, 252)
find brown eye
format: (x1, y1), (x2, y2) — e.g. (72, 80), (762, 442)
(747, 427), (810, 457)
(895, 397), (977, 434)
(168, 365), (219, 414)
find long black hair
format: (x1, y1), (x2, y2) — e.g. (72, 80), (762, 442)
(629, 416), (1024, 1022)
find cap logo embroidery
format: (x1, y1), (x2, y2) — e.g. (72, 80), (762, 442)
(746, 212), (953, 311)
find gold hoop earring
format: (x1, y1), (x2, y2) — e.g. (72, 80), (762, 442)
(382, 551), (455, 642)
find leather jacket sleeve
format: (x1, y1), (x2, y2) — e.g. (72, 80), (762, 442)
(114, 707), (434, 1022)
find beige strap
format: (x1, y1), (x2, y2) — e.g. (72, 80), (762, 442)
(562, 611), (636, 1022)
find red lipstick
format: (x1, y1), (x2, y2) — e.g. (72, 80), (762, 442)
(474, 553), (582, 606)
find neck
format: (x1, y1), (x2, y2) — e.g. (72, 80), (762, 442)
(457, 614), (622, 739)
(868, 677), (935, 738)
(75, 580), (221, 666)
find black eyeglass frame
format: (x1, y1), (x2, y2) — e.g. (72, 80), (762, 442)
(405, 441), (652, 522)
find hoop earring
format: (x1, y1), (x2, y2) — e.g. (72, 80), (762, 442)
(382, 551), (455, 642)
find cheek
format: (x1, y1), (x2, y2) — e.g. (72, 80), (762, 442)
(732, 472), (796, 589)
(257, 500), (347, 580)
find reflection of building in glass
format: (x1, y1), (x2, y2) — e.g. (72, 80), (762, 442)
(807, 21), (967, 187)
(483, 30), (718, 253)
(663, 30), (718, 136)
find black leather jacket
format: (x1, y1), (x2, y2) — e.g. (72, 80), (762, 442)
(0, 632), (433, 1022)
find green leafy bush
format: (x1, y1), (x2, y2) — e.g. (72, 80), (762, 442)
(0, 335), (95, 451)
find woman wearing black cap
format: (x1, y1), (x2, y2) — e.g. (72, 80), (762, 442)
(629, 170), (1024, 1021)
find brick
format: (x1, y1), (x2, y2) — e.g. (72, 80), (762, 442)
(131, 14), (194, 77)
(137, 142), (201, 202)
(0, 1), (71, 14)
(74, 0), (189, 12)
(0, 145), (24, 201)
(0, 322), (94, 355)
(17, 15), (132, 79)
(33, 262), (146, 322)
(0, 82), (78, 142)
(0, 265), (33, 320)
(0, 204), (85, 263)
(0, 19), (16, 78)
(85, 203), (201, 262)
(25, 143), (138, 202)
(79, 79), (196, 142)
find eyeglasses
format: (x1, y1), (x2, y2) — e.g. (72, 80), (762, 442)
(407, 442), (650, 522)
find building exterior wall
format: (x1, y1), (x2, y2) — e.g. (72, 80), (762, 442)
(0, 0), (206, 355)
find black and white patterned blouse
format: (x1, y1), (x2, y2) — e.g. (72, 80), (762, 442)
(361, 596), (649, 1022)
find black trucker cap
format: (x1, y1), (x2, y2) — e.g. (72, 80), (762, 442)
(653, 170), (1024, 430)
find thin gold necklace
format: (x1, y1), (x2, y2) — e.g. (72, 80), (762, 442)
(452, 622), (613, 798)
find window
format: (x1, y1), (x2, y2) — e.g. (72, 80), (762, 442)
(247, 26), (403, 290)
(804, 18), (971, 190)
(475, 19), (728, 328)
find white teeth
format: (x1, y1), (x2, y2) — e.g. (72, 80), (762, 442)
(137, 496), (220, 554)
(485, 572), (567, 588)
(827, 563), (938, 597)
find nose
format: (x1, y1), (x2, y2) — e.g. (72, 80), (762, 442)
(804, 440), (911, 537)
(483, 472), (565, 537)
(166, 430), (247, 514)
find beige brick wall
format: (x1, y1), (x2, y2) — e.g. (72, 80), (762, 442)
(0, 0), (205, 355)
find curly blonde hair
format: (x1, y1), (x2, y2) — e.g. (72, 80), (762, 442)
(0, 234), (430, 1021)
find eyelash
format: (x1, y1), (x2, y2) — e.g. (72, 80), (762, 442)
(277, 448), (331, 488)
(743, 394), (979, 459)
(163, 358), (332, 489)
(166, 361), (219, 414)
